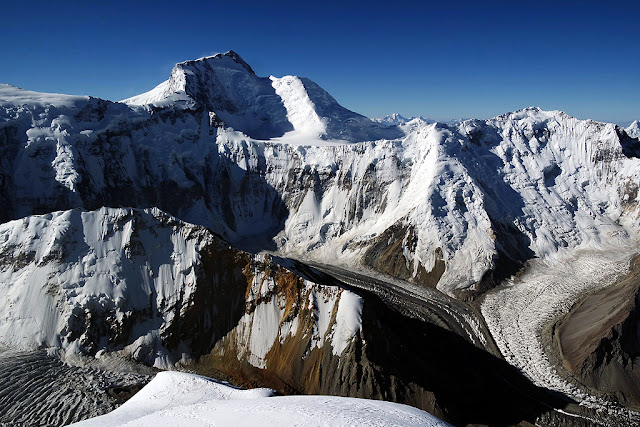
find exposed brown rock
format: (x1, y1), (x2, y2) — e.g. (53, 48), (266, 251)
(363, 223), (445, 289)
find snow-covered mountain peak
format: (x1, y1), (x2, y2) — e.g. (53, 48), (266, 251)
(627, 120), (640, 138)
(373, 113), (432, 126)
(177, 50), (256, 75)
(122, 51), (402, 142)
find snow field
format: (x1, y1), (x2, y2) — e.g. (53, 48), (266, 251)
(73, 371), (449, 427)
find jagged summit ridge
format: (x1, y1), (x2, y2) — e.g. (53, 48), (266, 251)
(373, 113), (433, 126)
(177, 50), (256, 74)
(122, 50), (401, 142)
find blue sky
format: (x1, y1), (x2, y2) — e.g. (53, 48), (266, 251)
(1, 0), (638, 124)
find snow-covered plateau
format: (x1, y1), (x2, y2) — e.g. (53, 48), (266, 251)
(1, 50), (640, 425)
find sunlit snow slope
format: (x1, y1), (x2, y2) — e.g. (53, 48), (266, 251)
(122, 51), (399, 142)
(73, 371), (448, 427)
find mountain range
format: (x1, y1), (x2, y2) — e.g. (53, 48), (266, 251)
(1, 50), (639, 426)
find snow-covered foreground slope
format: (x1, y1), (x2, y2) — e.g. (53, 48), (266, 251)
(0, 208), (363, 370)
(73, 371), (448, 427)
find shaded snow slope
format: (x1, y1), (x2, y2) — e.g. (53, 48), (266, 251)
(0, 208), (363, 369)
(73, 371), (448, 427)
(122, 51), (400, 142)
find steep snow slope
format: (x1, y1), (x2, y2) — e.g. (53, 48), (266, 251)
(270, 76), (328, 137)
(2, 75), (640, 295)
(74, 371), (448, 427)
(0, 208), (362, 369)
(122, 51), (401, 142)
(628, 120), (640, 138)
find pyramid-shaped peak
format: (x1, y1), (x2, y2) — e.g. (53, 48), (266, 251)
(123, 51), (403, 142)
(177, 50), (255, 75)
(627, 120), (640, 138)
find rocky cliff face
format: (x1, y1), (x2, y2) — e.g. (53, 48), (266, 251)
(0, 207), (365, 370)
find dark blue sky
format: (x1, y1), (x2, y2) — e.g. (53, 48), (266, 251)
(2, 0), (638, 123)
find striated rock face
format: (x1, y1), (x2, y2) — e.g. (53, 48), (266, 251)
(0, 207), (363, 371)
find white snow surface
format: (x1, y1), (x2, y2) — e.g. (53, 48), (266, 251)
(73, 371), (447, 427)
(627, 120), (640, 138)
(121, 51), (400, 142)
(0, 84), (89, 108)
(0, 208), (363, 369)
(270, 75), (327, 137)
(0, 207), (213, 366)
(373, 113), (434, 126)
